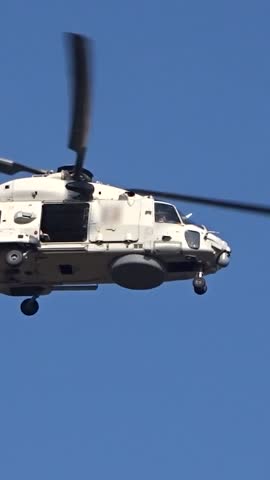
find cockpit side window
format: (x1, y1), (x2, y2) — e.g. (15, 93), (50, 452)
(155, 202), (181, 224)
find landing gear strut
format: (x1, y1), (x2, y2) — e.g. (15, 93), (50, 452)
(193, 273), (207, 295)
(20, 297), (39, 316)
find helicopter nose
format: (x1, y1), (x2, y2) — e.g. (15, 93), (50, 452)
(205, 231), (231, 267)
(216, 250), (231, 267)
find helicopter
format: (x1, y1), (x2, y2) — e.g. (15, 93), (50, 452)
(0, 32), (270, 317)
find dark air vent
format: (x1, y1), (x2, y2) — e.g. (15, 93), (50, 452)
(59, 264), (73, 275)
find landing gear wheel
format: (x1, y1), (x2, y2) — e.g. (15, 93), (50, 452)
(193, 276), (207, 295)
(194, 284), (208, 295)
(20, 298), (39, 316)
(5, 249), (23, 267)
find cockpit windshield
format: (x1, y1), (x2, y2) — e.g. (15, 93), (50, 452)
(177, 209), (203, 228)
(178, 210), (193, 224)
(155, 202), (181, 224)
(154, 202), (203, 227)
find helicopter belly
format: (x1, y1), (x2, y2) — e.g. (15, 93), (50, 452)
(0, 251), (111, 289)
(0, 238), (220, 298)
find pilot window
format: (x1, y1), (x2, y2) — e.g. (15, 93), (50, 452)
(40, 203), (89, 242)
(155, 202), (181, 224)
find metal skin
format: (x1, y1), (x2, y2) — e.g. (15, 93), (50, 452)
(0, 171), (231, 306)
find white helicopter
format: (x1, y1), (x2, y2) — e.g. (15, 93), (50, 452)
(0, 33), (269, 316)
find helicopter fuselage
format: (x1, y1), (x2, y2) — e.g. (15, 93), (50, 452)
(0, 172), (231, 299)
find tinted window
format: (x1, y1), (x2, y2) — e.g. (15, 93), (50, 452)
(155, 203), (180, 224)
(178, 210), (193, 224)
(178, 210), (203, 228)
(41, 203), (89, 242)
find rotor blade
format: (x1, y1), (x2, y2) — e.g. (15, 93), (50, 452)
(0, 158), (47, 176)
(129, 188), (270, 216)
(65, 32), (92, 177)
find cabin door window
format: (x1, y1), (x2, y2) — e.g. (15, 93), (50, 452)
(40, 203), (89, 242)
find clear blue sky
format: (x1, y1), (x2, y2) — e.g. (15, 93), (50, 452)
(0, 1), (269, 478)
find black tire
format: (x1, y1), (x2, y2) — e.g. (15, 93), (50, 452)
(5, 249), (23, 267)
(20, 299), (39, 316)
(194, 284), (208, 295)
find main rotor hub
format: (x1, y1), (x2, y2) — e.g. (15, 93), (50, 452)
(57, 165), (93, 181)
